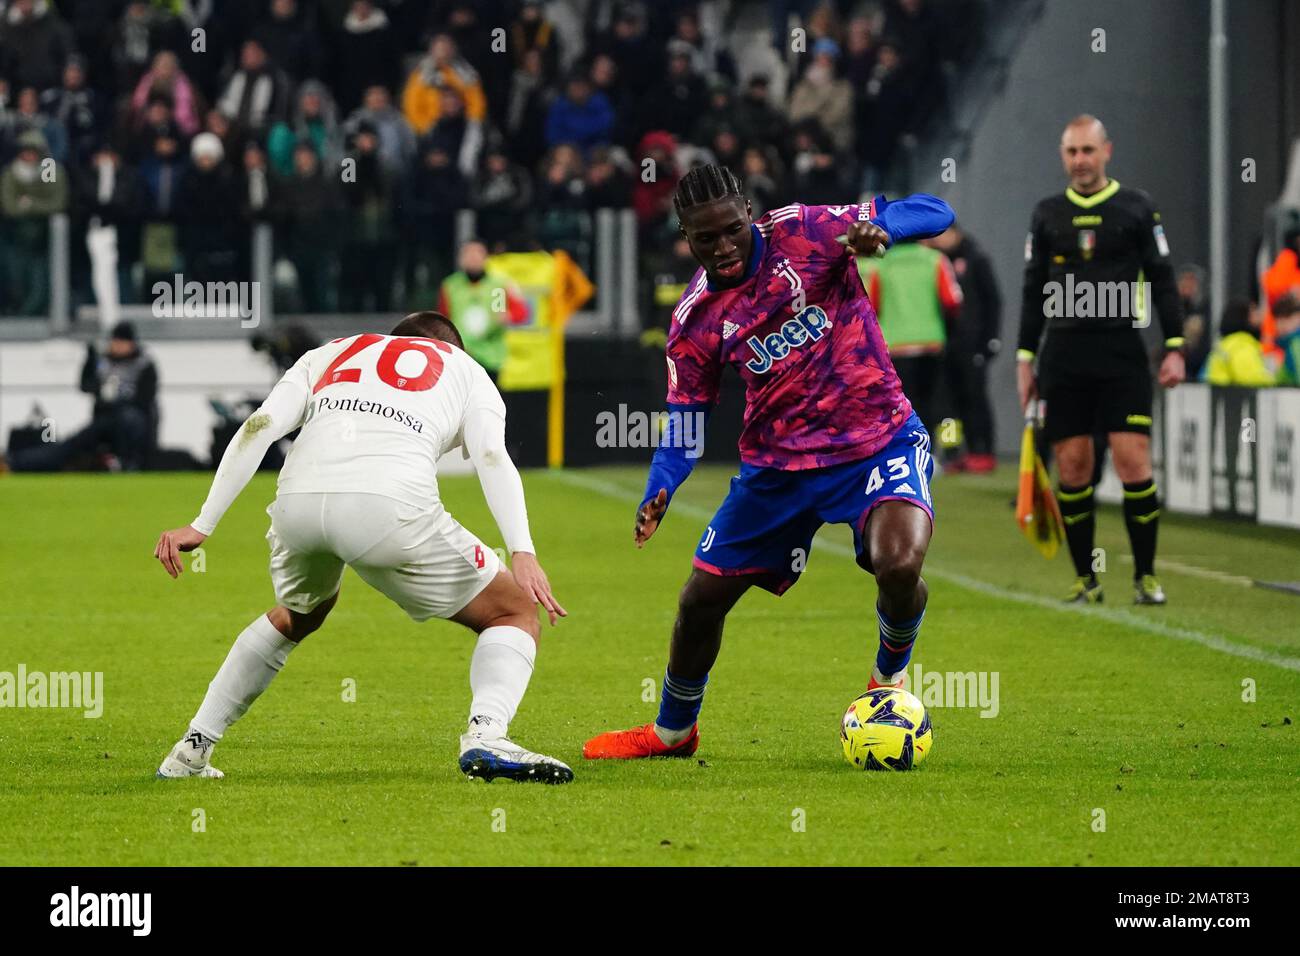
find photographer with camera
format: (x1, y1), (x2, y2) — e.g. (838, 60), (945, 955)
(7, 321), (157, 472)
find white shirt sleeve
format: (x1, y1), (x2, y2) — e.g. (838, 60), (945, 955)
(462, 368), (535, 555)
(191, 361), (311, 535)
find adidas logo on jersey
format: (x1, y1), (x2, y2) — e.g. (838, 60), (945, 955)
(722, 320), (738, 339)
(893, 482), (917, 495)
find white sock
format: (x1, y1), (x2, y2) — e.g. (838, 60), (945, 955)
(467, 626), (536, 738)
(653, 724), (694, 746)
(190, 614), (295, 741)
(871, 665), (905, 687)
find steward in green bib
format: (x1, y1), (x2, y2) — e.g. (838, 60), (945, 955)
(857, 239), (964, 434)
(437, 240), (528, 376)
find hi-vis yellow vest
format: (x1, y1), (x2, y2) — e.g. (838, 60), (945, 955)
(487, 250), (593, 391)
(1203, 331), (1275, 387)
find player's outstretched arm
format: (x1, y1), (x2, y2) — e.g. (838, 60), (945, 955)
(635, 402), (709, 547)
(155, 370), (308, 578)
(462, 402), (566, 625)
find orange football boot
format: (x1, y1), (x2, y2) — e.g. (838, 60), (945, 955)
(583, 723), (699, 759)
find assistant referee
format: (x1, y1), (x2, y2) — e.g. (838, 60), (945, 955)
(1016, 115), (1186, 606)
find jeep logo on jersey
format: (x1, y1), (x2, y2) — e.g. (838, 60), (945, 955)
(743, 306), (832, 374)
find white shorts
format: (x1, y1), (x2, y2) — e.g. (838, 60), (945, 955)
(266, 492), (501, 621)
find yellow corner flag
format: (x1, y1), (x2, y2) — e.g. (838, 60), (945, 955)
(1016, 411), (1064, 558)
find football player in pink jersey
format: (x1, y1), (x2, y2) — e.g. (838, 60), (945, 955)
(585, 165), (954, 760)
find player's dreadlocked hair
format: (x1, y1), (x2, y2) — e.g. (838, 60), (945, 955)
(673, 164), (745, 218)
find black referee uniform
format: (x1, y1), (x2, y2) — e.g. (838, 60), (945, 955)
(1018, 180), (1185, 438)
(1017, 179), (1185, 597)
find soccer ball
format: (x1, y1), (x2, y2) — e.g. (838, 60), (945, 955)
(840, 687), (933, 771)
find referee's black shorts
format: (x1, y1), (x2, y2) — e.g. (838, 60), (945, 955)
(1038, 331), (1154, 443)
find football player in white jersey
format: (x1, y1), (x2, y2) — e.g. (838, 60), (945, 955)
(153, 312), (573, 784)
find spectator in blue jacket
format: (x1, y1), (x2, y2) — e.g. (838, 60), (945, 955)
(545, 72), (613, 154)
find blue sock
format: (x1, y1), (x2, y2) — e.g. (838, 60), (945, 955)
(876, 603), (924, 678)
(656, 669), (708, 730)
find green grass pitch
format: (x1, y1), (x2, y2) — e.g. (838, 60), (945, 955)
(1, 465), (1297, 866)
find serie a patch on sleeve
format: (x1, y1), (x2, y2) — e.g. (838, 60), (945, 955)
(1153, 224), (1170, 257)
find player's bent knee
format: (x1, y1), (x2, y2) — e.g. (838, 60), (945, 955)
(501, 586), (543, 641)
(450, 570), (541, 640)
(503, 609), (542, 642)
(275, 592), (337, 642)
(874, 548), (924, 595)
(484, 578), (543, 640)
(481, 611), (540, 642)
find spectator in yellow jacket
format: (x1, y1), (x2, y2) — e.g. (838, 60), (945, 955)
(1203, 300), (1275, 386)
(402, 34), (487, 136)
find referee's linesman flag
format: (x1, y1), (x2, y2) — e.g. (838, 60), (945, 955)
(1016, 407), (1065, 559)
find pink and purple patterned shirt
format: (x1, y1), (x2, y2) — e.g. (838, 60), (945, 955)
(666, 201), (912, 471)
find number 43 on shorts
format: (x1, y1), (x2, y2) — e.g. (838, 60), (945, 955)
(864, 456), (911, 494)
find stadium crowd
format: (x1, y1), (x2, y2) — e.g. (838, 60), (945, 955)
(0, 0), (981, 317)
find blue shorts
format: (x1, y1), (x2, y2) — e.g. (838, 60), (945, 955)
(693, 413), (934, 594)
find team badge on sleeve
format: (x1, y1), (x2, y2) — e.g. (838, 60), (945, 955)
(1153, 224), (1170, 257)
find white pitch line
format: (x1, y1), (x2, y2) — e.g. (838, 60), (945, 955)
(545, 470), (1300, 674)
(1116, 554), (1255, 588)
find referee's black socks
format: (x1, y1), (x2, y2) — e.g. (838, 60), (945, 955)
(1057, 483), (1097, 581)
(1122, 479), (1160, 579)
